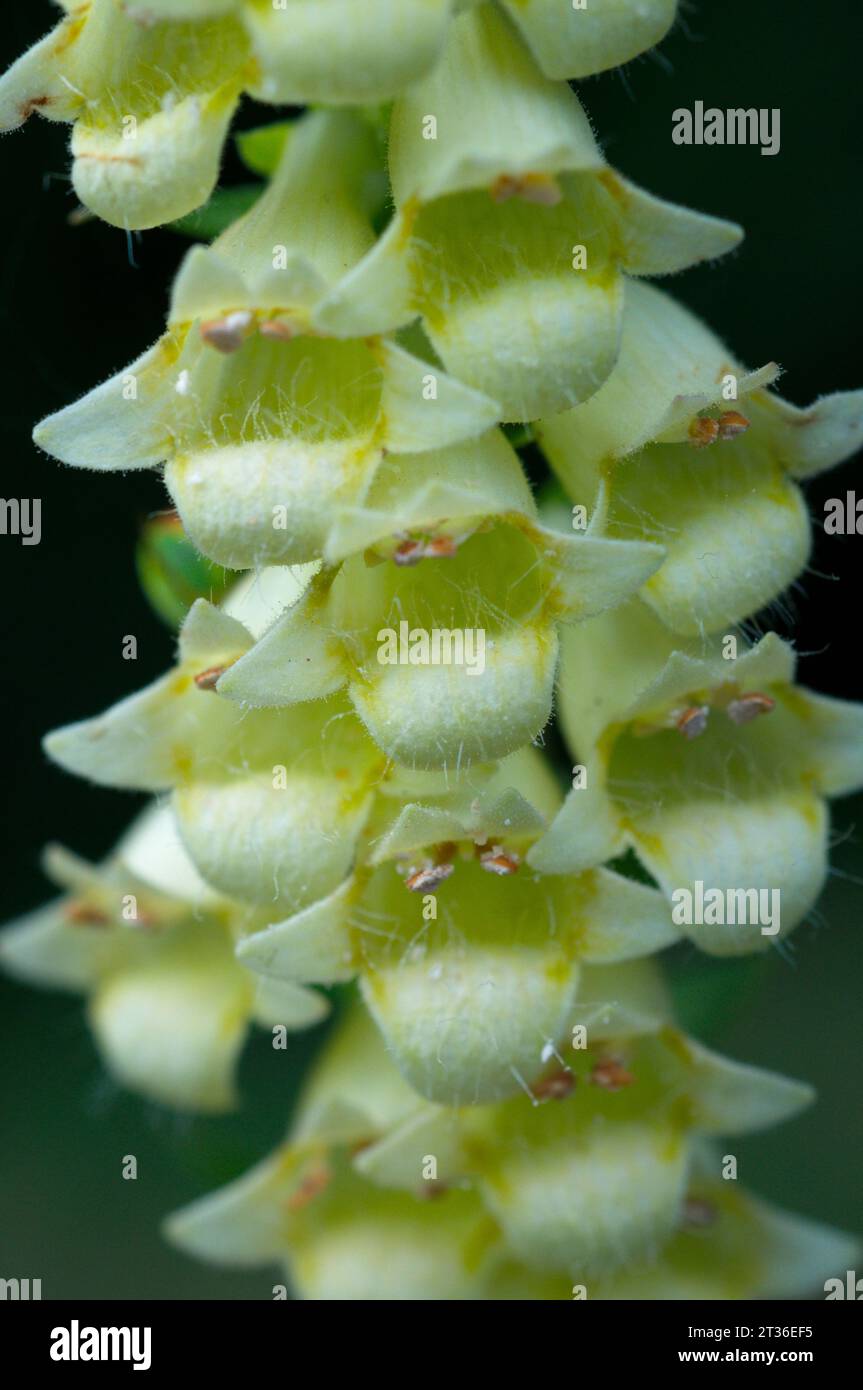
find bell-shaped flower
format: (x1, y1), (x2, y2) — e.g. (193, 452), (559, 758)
(497, 1147), (863, 1300)
(166, 999), (853, 1300)
(170, 1146), (857, 1301)
(127, 0), (679, 97)
(43, 574), (383, 914)
(0, 0), (249, 228)
(234, 842), (682, 1104)
(126, 0), (455, 107)
(536, 280), (863, 635)
(0, 805), (326, 1112)
(529, 603), (863, 954)
(314, 5), (742, 422)
(354, 1008), (813, 1281)
(2, 1), (681, 226)
(34, 109), (499, 569)
(216, 428), (664, 768)
(589, 1147), (860, 1300)
(43, 569), (566, 916)
(167, 1000), (508, 1299)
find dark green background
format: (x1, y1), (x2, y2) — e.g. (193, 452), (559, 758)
(0, 0), (861, 1299)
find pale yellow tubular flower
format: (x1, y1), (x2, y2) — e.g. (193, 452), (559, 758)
(126, 0), (455, 106)
(0, 805), (326, 1112)
(216, 426), (663, 768)
(0, 0), (249, 228)
(33, 109), (499, 571)
(166, 1003), (505, 1299)
(591, 1164), (861, 1301)
(316, 5), (742, 422)
(4, 0), (854, 1313)
(235, 853), (681, 1104)
(42, 568), (568, 916)
(0, 3), (681, 231)
(529, 602), (863, 953)
(536, 279), (863, 635)
(167, 998), (854, 1300)
(357, 1012), (813, 1282)
(42, 573), (383, 914)
(482, 1182), (862, 1299)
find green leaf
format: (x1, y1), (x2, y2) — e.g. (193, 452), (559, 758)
(136, 512), (234, 629)
(235, 122), (294, 177)
(170, 185), (262, 241)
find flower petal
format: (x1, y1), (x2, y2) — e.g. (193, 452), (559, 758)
(388, 4), (602, 207)
(350, 622), (558, 768)
(44, 602), (253, 792)
(237, 877), (358, 986)
(480, 1117), (689, 1277)
(165, 1149), (304, 1266)
(71, 86), (239, 230)
(792, 689), (863, 796)
(368, 785), (546, 865)
(597, 1177), (860, 1300)
(628, 781), (827, 956)
(536, 279), (778, 477)
(115, 801), (220, 904)
(681, 1039), (814, 1134)
(542, 530), (665, 622)
(604, 171), (743, 275)
(0, 22), (82, 130)
(0, 901), (119, 992)
(169, 246), (250, 326)
(752, 388), (863, 479)
(574, 870), (679, 963)
(526, 772), (623, 875)
(500, 0), (677, 80)
(214, 109), (380, 293)
(174, 773), (373, 910)
(250, 978), (329, 1031)
(313, 215), (416, 339)
(34, 340), (181, 472)
(244, 0), (454, 106)
(44, 672), (193, 792)
(89, 928), (253, 1112)
(376, 341), (501, 453)
(617, 440), (810, 635)
(285, 1178), (498, 1301)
